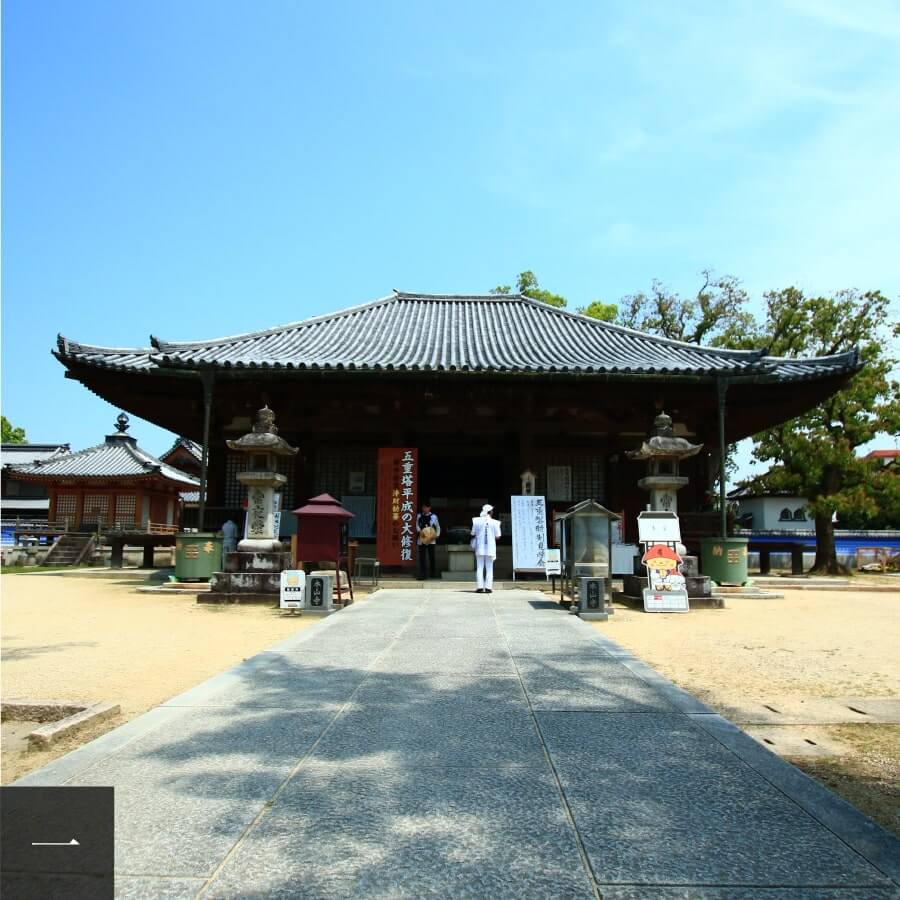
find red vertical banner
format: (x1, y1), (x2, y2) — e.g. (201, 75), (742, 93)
(376, 448), (418, 566)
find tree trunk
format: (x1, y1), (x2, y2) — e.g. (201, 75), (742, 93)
(811, 512), (844, 575)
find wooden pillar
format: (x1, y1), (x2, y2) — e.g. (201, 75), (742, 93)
(142, 544), (155, 568)
(716, 378), (729, 538)
(791, 547), (805, 575)
(759, 547), (771, 575)
(198, 372), (215, 532)
(110, 539), (124, 568)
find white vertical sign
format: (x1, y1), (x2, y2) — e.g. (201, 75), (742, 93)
(511, 495), (548, 572)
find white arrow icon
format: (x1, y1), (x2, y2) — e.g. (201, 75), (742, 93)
(32, 838), (80, 846)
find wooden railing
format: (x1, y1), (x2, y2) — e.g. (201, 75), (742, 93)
(10, 518), (72, 534)
(97, 520), (180, 536)
(147, 522), (179, 535)
(11, 517), (182, 538)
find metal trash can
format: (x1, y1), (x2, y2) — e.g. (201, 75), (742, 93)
(175, 532), (223, 581)
(700, 537), (749, 586)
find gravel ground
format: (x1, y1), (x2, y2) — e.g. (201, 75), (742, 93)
(592, 587), (900, 835)
(1, 571), (317, 783)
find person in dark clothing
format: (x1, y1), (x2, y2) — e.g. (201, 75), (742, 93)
(416, 502), (441, 579)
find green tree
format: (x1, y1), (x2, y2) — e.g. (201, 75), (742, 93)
(1, 416), (27, 443)
(617, 270), (757, 347)
(577, 300), (618, 322)
(747, 289), (899, 573)
(491, 270), (567, 308)
(837, 459), (900, 529)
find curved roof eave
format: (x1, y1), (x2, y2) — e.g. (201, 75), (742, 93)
(54, 291), (863, 383)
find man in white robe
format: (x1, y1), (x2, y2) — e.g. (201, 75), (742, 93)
(471, 504), (502, 593)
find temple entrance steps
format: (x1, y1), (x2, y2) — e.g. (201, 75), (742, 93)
(41, 533), (95, 567)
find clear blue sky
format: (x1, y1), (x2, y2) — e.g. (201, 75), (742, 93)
(3, 1), (899, 478)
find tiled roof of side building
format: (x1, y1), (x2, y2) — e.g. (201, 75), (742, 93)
(2, 443), (71, 467)
(162, 437), (203, 462)
(55, 291), (861, 381)
(8, 435), (200, 486)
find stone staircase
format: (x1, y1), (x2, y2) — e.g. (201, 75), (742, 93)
(41, 533), (96, 567)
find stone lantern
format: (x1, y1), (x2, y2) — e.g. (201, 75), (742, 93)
(627, 412), (703, 513)
(204, 406), (298, 603)
(226, 406), (298, 552)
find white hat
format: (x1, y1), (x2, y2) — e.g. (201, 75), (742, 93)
(481, 504), (493, 516)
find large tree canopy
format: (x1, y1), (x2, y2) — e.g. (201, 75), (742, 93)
(745, 288), (899, 572)
(616, 270), (757, 347)
(492, 270), (896, 571)
(2, 416), (27, 443)
(578, 300), (618, 322)
(491, 270), (615, 321)
(491, 270), (567, 308)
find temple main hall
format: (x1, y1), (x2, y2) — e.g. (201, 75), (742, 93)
(53, 290), (859, 568)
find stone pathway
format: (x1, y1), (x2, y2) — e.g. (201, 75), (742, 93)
(17, 590), (900, 898)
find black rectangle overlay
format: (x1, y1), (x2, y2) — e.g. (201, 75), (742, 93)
(1, 786), (113, 900)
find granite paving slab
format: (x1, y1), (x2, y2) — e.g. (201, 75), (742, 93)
(595, 889), (900, 899)
(161, 656), (368, 709)
(310, 701), (545, 767)
(12, 588), (897, 898)
(523, 672), (678, 712)
(351, 673), (527, 707)
(204, 763), (595, 899)
(372, 637), (517, 675)
(115, 877), (207, 900)
(537, 711), (892, 888)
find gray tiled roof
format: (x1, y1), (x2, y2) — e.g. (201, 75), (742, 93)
(55, 291), (860, 381)
(2, 443), (70, 467)
(9, 435), (200, 486)
(163, 437), (203, 462)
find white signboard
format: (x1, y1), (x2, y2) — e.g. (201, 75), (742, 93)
(643, 589), (689, 612)
(273, 492), (282, 539)
(638, 512), (689, 613)
(544, 548), (562, 577)
(280, 569), (306, 609)
(636, 511), (682, 543)
(511, 495), (548, 573)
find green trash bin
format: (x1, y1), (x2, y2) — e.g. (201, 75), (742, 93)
(700, 536), (749, 586)
(175, 532), (223, 581)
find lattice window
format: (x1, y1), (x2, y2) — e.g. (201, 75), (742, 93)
(56, 494), (77, 523)
(223, 453), (296, 509)
(314, 445), (378, 499)
(83, 495), (109, 525)
(539, 454), (605, 504)
(115, 495), (136, 528)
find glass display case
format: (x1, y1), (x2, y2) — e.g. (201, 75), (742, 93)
(555, 499), (621, 580)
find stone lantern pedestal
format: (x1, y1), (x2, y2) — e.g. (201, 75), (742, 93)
(636, 473), (690, 514)
(238, 470), (287, 553)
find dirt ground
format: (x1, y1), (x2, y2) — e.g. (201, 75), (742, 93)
(593, 588), (900, 835)
(1, 571), (318, 783)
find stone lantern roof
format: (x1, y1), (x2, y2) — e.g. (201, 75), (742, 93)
(225, 406), (298, 457)
(626, 413), (703, 463)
